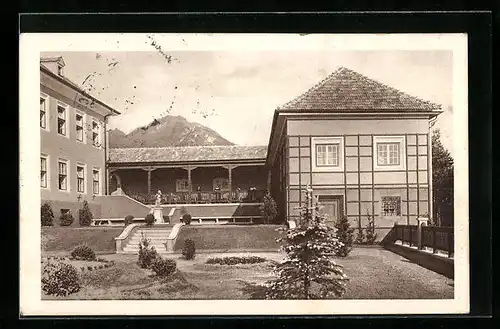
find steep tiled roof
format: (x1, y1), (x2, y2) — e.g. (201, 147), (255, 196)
(109, 145), (268, 164)
(277, 67), (442, 112)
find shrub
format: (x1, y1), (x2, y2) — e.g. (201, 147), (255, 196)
(259, 192), (278, 224)
(151, 257), (177, 276)
(354, 216), (366, 245)
(59, 211), (75, 226)
(97, 257), (107, 262)
(365, 212), (378, 245)
(88, 266), (93, 271)
(182, 239), (196, 260)
(124, 215), (135, 226)
(334, 215), (354, 257)
(182, 213), (192, 225)
(137, 232), (159, 269)
(41, 202), (54, 226)
(42, 261), (80, 296)
(70, 244), (96, 261)
(206, 256), (266, 265)
(78, 201), (93, 227)
(145, 213), (155, 226)
(180, 207), (187, 216)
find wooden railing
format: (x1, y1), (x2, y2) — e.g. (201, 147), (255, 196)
(127, 189), (266, 205)
(392, 224), (454, 258)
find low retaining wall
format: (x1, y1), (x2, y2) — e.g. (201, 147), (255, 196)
(384, 243), (454, 279)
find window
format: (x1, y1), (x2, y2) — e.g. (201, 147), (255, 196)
(92, 169), (100, 195)
(311, 137), (344, 172)
(373, 136), (406, 170)
(377, 143), (400, 166)
(92, 121), (100, 147)
(213, 178), (229, 191)
(76, 165), (85, 193)
(316, 144), (339, 166)
(76, 113), (84, 142)
(57, 105), (67, 136)
(40, 156), (48, 188)
(57, 65), (64, 76)
(40, 96), (47, 129)
(176, 178), (189, 192)
(58, 160), (68, 191)
(381, 196), (401, 217)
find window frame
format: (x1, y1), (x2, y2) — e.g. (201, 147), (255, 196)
(56, 102), (69, 138)
(40, 154), (49, 189)
(58, 158), (70, 192)
(176, 178), (190, 192)
(373, 136), (406, 171)
(311, 136), (344, 172)
(40, 93), (49, 131)
(75, 111), (86, 143)
(91, 119), (101, 148)
(92, 167), (101, 195)
(380, 196), (402, 218)
(76, 163), (86, 194)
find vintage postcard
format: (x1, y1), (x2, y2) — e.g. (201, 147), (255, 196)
(19, 33), (469, 316)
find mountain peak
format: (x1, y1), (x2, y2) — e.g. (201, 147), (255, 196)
(109, 115), (234, 148)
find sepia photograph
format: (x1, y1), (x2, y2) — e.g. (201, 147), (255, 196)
(19, 32), (469, 315)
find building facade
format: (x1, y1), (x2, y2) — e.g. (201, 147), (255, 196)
(267, 67), (442, 234)
(40, 57), (120, 221)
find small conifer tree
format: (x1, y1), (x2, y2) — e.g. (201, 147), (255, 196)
(264, 186), (348, 299)
(259, 192), (278, 224)
(365, 211), (378, 245)
(41, 202), (54, 226)
(78, 201), (93, 227)
(354, 216), (365, 245)
(334, 215), (354, 257)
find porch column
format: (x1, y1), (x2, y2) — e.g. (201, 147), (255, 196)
(188, 166), (192, 202)
(228, 165), (233, 202)
(142, 167), (156, 195)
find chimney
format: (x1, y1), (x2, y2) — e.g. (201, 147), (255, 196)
(40, 56), (66, 77)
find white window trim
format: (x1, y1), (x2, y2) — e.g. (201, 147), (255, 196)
(373, 135), (406, 171)
(57, 158), (70, 192)
(92, 167), (101, 196)
(75, 110), (86, 144)
(91, 119), (102, 148)
(56, 102), (70, 139)
(40, 154), (50, 190)
(379, 195), (403, 219)
(40, 93), (49, 131)
(311, 136), (344, 172)
(213, 177), (230, 192)
(76, 163), (87, 194)
(176, 178), (189, 192)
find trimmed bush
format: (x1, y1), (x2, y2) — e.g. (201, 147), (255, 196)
(124, 215), (135, 227)
(151, 257), (177, 277)
(42, 261), (80, 296)
(182, 239), (196, 260)
(71, 244), (96, 261)
(144, 213), (155, 226)
(41, 202), (54, 226)
(137, 232), (159, 269)
(59, 211), (75, 227)
(206, 256), (266, 265)
(182, 213), (192, 225)
(78, 201), (93, 227)
(259, 192), (278, 224)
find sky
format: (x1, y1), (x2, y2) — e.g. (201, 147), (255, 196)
(41, 48), (454, 153)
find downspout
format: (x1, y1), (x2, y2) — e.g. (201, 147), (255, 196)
(103, 113), (113, 196)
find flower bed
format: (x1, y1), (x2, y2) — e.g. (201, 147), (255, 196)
(205, 256), (266, 265)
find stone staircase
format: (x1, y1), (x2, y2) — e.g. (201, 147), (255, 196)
(122, 224), (174, 254)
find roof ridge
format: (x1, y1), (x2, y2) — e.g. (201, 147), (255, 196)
(277, 66), (345, 110)
(110, 145), (267, 150)
(345, 68), (442, 109)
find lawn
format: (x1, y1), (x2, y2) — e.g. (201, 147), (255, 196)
(42, 227), (123, 254)
(42, 247), (454, 300)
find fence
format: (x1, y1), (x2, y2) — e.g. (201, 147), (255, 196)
(393, 224), (454, 258)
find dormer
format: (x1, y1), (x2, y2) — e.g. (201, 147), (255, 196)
(40, 56), (66, 77)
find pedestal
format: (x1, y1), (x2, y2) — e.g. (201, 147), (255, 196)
(416, 217), (429, 249)
(152, 207), (164, 224)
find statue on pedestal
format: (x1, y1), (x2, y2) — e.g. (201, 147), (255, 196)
(155, 189), (162, 206)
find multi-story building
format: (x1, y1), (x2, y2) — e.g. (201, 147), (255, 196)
(267, 67), (442, 235)
(40, 56), (121, 222)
